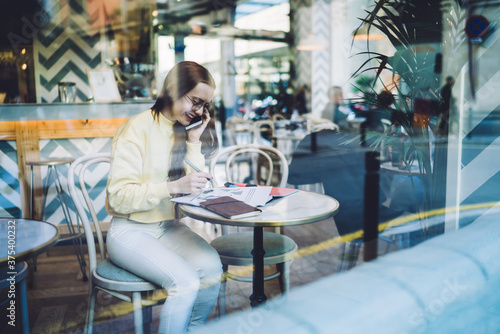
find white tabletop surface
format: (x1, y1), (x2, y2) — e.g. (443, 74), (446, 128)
(180, 190), (339, 227)
(0, 218), (59, 266)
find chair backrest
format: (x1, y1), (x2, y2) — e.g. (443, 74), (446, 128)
(209, 144), (289, 188)
(253, 120), (275, 146)
(271, 113), (286, 121)
(381, 118), (391, 131)
(225, 117), (254, 145)
(311, 121), (340, 133)
(301, 113), (339, 133)
(209, 145), (289, 234)
(67, 153), (111, 275)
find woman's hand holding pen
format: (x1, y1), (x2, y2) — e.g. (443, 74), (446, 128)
(167, 172), (213, 194)
(187, 108), (210, 143)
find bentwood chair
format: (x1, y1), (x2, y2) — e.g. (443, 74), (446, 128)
(225, 117), (254, 145)
(311, 121), (340, 133)
(208, 144), (298, 316)
(253, 120), (275, 146)
(271, 113), (286, 121)
(301, 114), (340, 134)
(67, 153), (164, 334)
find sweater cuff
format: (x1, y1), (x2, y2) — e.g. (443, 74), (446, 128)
(186, 141), (202, 154)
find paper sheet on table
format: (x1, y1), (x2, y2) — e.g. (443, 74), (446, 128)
(171, 186), (272, 207)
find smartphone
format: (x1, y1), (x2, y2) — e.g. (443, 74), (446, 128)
(185, 116), (202, 130)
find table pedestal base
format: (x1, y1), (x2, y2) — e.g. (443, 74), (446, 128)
(250, 226), (267, 307)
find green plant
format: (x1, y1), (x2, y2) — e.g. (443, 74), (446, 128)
(350, 0), (457, 216)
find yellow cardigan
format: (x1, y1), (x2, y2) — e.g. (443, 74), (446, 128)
(106, 109), (204, 223)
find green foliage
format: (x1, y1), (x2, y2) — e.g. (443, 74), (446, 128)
(353, 0), (442, 110)
(349, 0), (456, 214)
(350, 1), (445, 139)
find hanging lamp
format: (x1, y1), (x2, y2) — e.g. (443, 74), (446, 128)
(297, 33), (327, 51)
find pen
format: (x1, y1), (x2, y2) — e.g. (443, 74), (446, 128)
(185, 159), (213, 185)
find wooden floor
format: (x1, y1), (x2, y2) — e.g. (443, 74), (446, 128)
(1, 216), (385, 334)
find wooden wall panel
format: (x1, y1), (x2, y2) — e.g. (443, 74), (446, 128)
(16, 121), (41, 219)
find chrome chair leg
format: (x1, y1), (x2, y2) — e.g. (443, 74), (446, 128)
(132, 291), (144, 334)
(217, 264), (229, 317)
(86, 287), (98, 334)
(337, 243), (348, 272)
(277, 261), (292, 293)
(346, 242), (361, 270)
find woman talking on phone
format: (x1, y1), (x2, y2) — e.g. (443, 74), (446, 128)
(105, 61), (222, 333)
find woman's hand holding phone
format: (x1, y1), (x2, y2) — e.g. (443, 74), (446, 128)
(187, 108), (210, 143)
(185, 116), (202, 130)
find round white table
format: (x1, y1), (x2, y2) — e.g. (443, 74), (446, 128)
(180, 190), (339, 307)
(1, 218), (59, 333)
(0, 218), (59, 266)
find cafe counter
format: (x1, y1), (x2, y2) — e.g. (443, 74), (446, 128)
(0, 101), (153, 222)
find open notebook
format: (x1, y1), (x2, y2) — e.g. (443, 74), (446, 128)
(226, 183), (298, 198)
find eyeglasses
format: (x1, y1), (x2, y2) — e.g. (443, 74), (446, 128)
(185, 95), (210, 111)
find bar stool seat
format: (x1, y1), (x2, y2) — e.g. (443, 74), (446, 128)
(26, 158), (75, 166)
(26, 157), (88, 281)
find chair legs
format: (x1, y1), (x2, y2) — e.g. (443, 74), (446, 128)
(85, 287), (98, 334)
(337, 241), (362, 272)
(31, 164), (88, 281)
(337, 243), (347, 272)
(276, 261), (292, 293)
(338, 236), (408, 272)
(53, 167), (88, 282)
(216, 261), (293, 318)
(217, 264), (229, 317)
(132, 291), (144, 334)
(86, 288), (150, 334)
(347, 243), (362, 270)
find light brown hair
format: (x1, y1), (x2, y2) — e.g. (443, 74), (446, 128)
(151, 61), (219, 182)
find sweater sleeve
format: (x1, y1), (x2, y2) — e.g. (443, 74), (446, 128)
(184, 141), (206, 173)
(107, 138), (171, 215)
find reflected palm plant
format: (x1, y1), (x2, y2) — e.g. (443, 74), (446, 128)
(349, 0), (465, 215)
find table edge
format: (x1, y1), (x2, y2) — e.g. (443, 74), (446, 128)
(0, 220), (60, 266)
(180, 191), (339, 227)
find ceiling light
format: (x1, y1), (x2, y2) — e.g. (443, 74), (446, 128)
(352, 23), (385, 41)
(297, 33), (326, 51)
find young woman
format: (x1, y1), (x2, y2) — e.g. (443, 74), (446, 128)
(106, 61), (222, 334)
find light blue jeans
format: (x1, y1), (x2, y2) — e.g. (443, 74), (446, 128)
(106, 217), (222, 334)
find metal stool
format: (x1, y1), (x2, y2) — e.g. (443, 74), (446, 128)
(26, 158), (88, 281)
